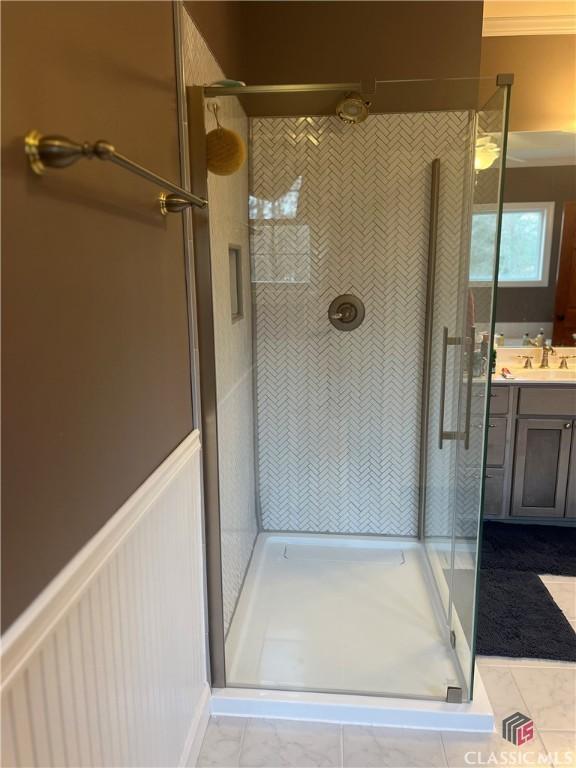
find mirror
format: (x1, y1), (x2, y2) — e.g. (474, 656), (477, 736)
(469, 130), (576, 347)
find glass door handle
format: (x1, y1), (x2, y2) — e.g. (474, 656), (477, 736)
(463, 327), (475, 450)
(438, 326), (463, 449)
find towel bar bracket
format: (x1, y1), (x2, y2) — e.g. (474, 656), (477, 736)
(24, 130), (208, 214)
(159, 193), (198, 215)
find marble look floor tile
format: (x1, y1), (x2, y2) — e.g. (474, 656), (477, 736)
(540, 575), (576, 586)
(342, 726), (446, 767)
(477, 655), (511, 668)
(511, 666), (576, 731)
(442, 729), (550, 768)
(239, 719), (340, 767)
(479, 655), (575, 670)
(539, 730), (576, 763)
(197, 717), (247, 768)
(542, 581), (576, 620)
(511, 658), (576, 670)
(479, 666), (531, 722)
(515, 658), (576, 669)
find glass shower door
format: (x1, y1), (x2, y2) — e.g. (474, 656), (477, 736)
(423, 81), (511, 700)
(196, 71), (512, 703)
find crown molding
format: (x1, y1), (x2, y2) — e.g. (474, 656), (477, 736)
(483, 14), (576, 36)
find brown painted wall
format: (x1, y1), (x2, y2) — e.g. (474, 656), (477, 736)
(1, 1), (193, 630)
(185, 1), (484, 114)
(481, 35), (576, 132)
(496, 166), (576, 323)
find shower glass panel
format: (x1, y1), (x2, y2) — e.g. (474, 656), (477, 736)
(199, 77), (510, 703)
(422, 83), (511, 698)
(454, 85), (511, 696)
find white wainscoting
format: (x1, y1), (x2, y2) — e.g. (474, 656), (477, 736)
(1, 431), (209, 768)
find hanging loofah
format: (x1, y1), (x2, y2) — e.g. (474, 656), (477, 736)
(206, 103), (246, 176)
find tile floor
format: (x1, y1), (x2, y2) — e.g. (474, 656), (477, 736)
(195, 573), (575, 768)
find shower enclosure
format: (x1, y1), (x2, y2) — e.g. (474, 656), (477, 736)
(187, 75), (511, 705)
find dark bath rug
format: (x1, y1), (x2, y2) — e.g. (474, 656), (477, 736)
(475, 568), (576, 662)
(481, 521), (576, 577)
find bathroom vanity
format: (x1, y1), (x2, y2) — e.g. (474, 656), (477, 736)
(483, 380), (576, 521)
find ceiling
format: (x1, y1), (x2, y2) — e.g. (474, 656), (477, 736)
(483, 1), (576, 36)
(506, 131), (576, 167)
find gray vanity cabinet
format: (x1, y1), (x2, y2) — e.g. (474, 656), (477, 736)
(486, 418), (507, 466)
(483, 384), (576, 522)
(484, 469), (506, 517)
(488, 387), (510, 416)
(511, 418), (572, 518)
(481, 385), (511, 519)
(566, 431), (576, 519)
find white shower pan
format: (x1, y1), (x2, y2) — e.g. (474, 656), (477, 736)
(213, 534), (493, 731)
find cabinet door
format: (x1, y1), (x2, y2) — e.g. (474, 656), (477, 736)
(567, 425), (576, 518)
(512, 419), (572, 518)
(489, 386), (510, 416)
(484, 468), (505, 518)
(486, 417), (507, 466)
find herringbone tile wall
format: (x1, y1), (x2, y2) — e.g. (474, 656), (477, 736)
(249, 112), (473, 536)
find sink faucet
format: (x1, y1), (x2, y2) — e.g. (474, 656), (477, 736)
(539, 344), (555, 369)
(516, 354), (533, 369)
(527, 337), (555, 368)
(559, 355), (576, 369)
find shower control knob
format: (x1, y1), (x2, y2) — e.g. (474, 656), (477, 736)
(328, 294), (365, 332)
(329, 304), (355, 322)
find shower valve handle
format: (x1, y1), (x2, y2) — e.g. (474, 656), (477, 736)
(330, 305), (356, 322)
(327, 294), (365, 331)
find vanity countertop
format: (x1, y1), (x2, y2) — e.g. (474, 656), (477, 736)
(492, 373), (576, 385)
(491, 346), (576, 385)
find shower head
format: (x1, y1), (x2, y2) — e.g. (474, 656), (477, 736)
(336, 92), (371, 124)
(207, 79), (247, 89)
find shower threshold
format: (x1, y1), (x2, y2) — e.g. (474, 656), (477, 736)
(217, 533), (493, 730)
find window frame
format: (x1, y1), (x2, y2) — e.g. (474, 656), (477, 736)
(470, 201), (555, 288)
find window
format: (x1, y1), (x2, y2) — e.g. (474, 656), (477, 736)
(470, 202), (554, 287)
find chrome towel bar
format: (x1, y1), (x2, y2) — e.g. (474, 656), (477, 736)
(24, 130), (208, 215)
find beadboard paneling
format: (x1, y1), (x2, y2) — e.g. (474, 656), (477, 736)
(1, 432), (209, 768)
